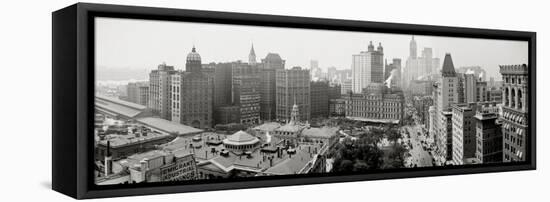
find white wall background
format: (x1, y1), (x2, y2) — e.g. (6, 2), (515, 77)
(0, 0), (547, 201)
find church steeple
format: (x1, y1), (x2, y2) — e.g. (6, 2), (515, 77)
(248, 43), (257, 65)
(289, 99), (300, 125)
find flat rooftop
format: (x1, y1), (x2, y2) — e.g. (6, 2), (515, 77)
(95, 94), (147, 118)
(136, 117), (203, 135)
(98, 132), (171, 148)
(346, 117), (400, 124)
(253, 122), (281, 132)
(302, 127), (339, 139)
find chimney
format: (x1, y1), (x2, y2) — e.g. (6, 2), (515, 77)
(104, 141), (113, 176)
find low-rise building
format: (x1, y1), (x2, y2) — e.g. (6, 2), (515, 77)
(329, 98), (346, 117)
(96, 149), (198, 185)
(344, 84), (404, 124)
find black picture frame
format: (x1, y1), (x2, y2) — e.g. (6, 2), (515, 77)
(52, 3), (536, 199)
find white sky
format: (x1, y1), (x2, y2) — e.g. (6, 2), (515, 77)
(95, 17), (528, 80)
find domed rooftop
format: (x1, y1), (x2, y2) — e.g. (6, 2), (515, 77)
(186, 46), (201, 63)
(226, 131), (255, 142)
(223, 131), (260, 149)
(264, 53), (282, 62)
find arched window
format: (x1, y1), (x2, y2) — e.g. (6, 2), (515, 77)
(511, 88), (516, 108)
(518, 89), (523, 109)
(504, 88), (509, 106)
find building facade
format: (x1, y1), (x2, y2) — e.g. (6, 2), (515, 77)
(403, 36), (440, 87)
(474, 102), (503, 163)
(412, 96), (434, 127)
(352, 41), (384, 93)
(344, 84), (404, 124)
(500, 64), (528, 162)
(232, 62), (261, 124)
(329, 98), (346, 117)
(260, 53), (285, 121)
(171, 47), (214, 129)
(310, 80), (330, 119)
(276, 67), (311, 122)
(126, 81), (149, 106)
(384, 58), (402, 89)
(149, 63), (176, 120)
(213, 63), (233, 110)
(433, 53), (459, 163)
(451, 103), (477, 165)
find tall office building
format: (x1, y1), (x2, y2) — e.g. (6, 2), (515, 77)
(276, 67), (310, 122)
(170, 46), (214, 129)
(463, 73), (476, 103)
(149, 63), (176, 120)
(433, 53), (459, 163)
(232, 62), (261, 124)
(474, 102), (503, 163)
(351, 41), (384, 93)
(328, 84), (342, 100)
(451, 103), (477, 165)
(403, 36), (440, 87)
(310, 80), (330, 119)
(341, 79), (353, 94)
(500, 64), (528, 162)
(384, 58), (402, 89)
(126, 81), (149, 106)
(310, 60), (321, 80)
(459, 72), (488, 103)
(260, 53), (285, 121)
(327, 66), (337, 83)
(410, 35), (417, 59)
(213, 63), (233, 109)
(457, 66), (487, 82)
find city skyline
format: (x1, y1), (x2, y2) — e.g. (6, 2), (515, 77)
(93, 16), (530, 185)
(95, 17), (528, 82)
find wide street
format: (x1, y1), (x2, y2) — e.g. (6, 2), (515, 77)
(402, 125), (434, 167)
(401, 96), (435, 168)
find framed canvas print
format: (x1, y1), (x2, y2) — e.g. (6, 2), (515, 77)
(52, 3), (536, 199)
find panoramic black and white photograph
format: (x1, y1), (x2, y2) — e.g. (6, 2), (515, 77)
(93, 17), (529, 185)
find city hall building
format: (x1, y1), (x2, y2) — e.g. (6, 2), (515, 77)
(343, 83), (405, 124)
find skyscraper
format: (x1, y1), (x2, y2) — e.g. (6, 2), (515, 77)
(149, 62), (176, 120)
(232, 62), (261, 124)
(213, 63), (233, 110)
(451, 103), (477, 165)
(126, 81), (149, 106)
(276, 67), (310, 122)
(384, 58), (402, 89)
(310, 80), (329, 119)
(310, 60), (321, 80)
(410, 35), (417, 58)
(500, 64), (528, 162)
(457, 66), (487, 82)
(433, 53), (459, 163)
(403, 36), (440, 87)
(474, 102), (503, 163)
(171, 46), (214, 129)
(260, 53), (285, 121)
(352, 41), (384, 93)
